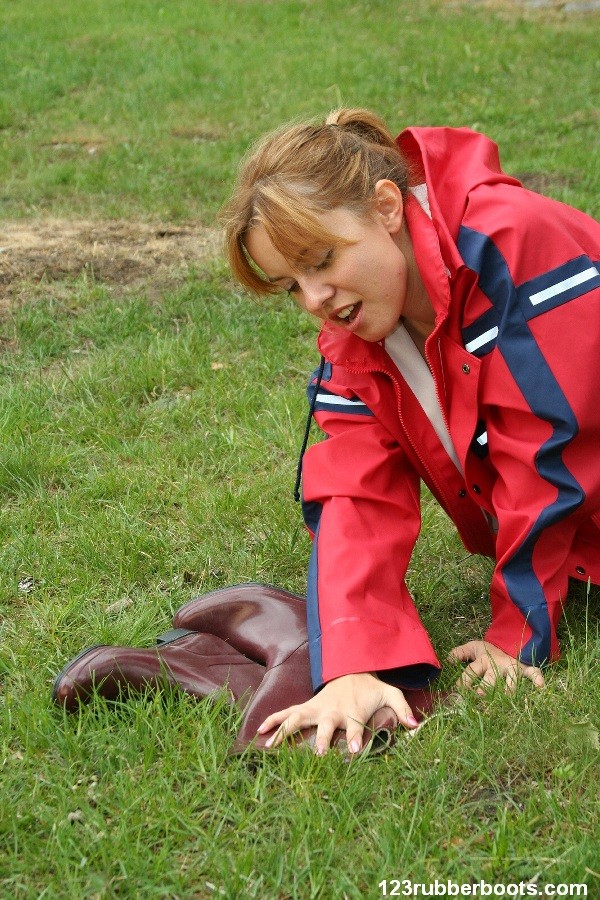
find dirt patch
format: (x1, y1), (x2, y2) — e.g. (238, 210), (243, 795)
(0, 168), (579, 304)
(0, 219), (223, 301)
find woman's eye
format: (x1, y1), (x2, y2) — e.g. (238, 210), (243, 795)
(286, 281), (300, 295)
(316, 249), (333, 270)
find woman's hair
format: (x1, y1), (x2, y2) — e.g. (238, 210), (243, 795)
(221, 108), (412, 294)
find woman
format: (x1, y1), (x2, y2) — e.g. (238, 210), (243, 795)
(222, 108), (600, 755)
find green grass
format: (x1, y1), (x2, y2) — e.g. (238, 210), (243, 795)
(1, 269), (598, 898)
(1, 0), (599, 897)
(1, 0), (599, 220)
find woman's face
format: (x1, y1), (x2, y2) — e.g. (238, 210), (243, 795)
(244, 184), (411, 343)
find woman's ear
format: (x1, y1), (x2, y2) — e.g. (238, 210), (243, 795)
(374, 179), (405, 235)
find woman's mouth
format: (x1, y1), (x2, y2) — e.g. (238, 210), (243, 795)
(334, 302), (362, 325)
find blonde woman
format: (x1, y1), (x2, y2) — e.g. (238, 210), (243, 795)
(222, 109), (600, 755)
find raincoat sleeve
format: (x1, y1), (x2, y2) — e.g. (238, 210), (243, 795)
(299, 373), (441, 691)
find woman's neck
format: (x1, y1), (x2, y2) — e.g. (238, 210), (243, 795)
(398, 221), (435, 324)
(397, 222), (435, 356)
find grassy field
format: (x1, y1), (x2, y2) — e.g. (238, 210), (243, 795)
(1, 1), (599, 897)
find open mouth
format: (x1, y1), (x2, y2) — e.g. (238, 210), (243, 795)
(335, 302), (361, 324)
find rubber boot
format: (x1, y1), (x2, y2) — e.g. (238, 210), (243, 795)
(53, 583), (443, 755)
(52, 630), (264, 711)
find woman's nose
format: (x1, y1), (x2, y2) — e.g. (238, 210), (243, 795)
(301, 277), (334, 314)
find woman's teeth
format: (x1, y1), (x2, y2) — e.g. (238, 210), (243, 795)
(337, 305), (355, 321)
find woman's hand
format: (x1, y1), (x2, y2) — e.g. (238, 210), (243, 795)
(257, 672), (419, 755)
(449, 640), (545, 693)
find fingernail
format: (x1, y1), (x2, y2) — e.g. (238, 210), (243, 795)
(349, 739), (361, 754)
(407, 715), (419, 728)
(264, 735), (274, 748)
(315, 743), (327, 756)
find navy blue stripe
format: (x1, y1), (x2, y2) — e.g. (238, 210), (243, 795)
(519, 255), (600, 320)
(306, 515), (324, 689)
(461, 305), (501, 357)
(307, 361), (332, 386)
(458, 226), (586, 665)
(313, 400), (374, 417)
(461, 253), (599, 359)
(305, 362), (333, 410)
(311, 385), (375, 417)
(320, 361), (333, 383)
(301, 498), (322, 535)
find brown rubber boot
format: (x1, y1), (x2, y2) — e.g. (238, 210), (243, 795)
(52, 630), (264, 711)
(54, 583), (444, 755)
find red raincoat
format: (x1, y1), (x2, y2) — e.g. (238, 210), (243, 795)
(300, 127), (600, 690)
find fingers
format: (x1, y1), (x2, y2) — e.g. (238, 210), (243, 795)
(257, 706), (296, 737)
(455, 655), (488, 690)
(526, 667), (545, 689)
(255, 675), (420, 756)
(504, 664), (519, 695)
(505, 663), (545, 694)
(455, 654), (503, 697)
(448, 641), (480, 664)
(257, 705), (315, 748)
(388, 695), (420, 730)
(346, 688), (419, 755)
(338, 717), (364, 757)
(260, 707), (355, 755)
(478, 665), (499, 695)
(452, 641), (546, 695)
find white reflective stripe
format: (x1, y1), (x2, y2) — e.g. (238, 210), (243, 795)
(465, 326), (499, 353)
(529, 266), (599, 306)
(476, 431), (488, 446)
(315, 393), (366, 407)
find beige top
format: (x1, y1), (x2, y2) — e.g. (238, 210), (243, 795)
(384, 323), (462, 473)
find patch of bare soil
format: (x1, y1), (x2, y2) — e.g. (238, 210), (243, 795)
(0, 167), (578, 304)
(0, 219), (223, 302)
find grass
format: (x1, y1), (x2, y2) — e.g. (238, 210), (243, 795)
(1, 270), (598, 898)
(1, 0), (599, 220)
(1, 0), (599, 897)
